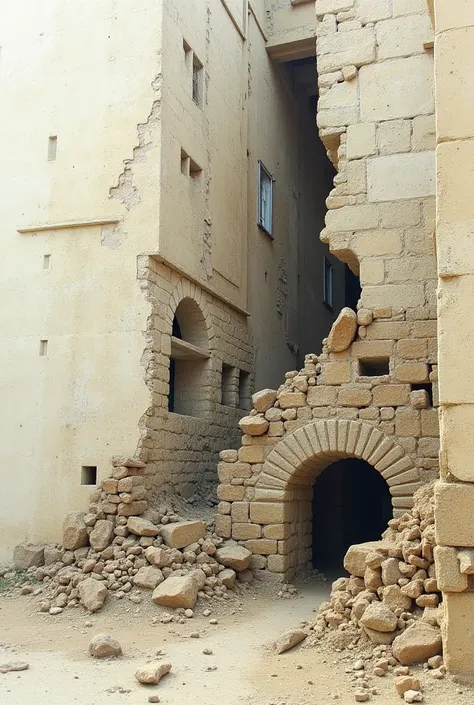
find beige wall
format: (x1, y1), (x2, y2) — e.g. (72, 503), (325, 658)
(434, 0), (474, 678)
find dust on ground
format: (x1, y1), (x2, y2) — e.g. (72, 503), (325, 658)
(0, 577), (473, 705)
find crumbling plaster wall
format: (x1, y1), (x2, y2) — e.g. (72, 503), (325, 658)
(214, 0), (442, 580)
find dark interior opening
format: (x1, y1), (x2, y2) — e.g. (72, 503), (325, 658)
(312, 457), (393, 577)
(359, 358), (390, 377)
(344, 264), (361, 310)
(411, 383), (433, 407)
(168, 315), (182, 412)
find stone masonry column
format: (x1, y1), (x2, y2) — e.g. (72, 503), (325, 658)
(434, 0), (474, 678)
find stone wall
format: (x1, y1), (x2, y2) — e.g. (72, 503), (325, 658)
(138, 255), (254, 500)
(214, 0), (441, 580)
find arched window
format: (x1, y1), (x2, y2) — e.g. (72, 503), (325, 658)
(168, 298), (210, 417)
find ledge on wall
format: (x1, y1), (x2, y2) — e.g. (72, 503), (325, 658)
(170, 336), (210, 361)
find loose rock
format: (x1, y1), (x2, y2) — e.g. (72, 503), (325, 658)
(274, 629), (307, 654)
(89, 634), (122, 658)
(135, 662), (171, 685)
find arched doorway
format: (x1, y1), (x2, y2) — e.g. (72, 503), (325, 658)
(312, 457), (392, 576)
(253, 419), (422, 578)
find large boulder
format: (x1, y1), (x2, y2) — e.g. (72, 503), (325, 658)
(89, 634), (122, 658)
(127, 517), (160, 537)
(151, 573), (200, 609)
(79, 578), (108, 612)
(135, 662), (171, 685)
(344, 542), (386, 578)
(133, 566), (164, 590)
(392, 623), (442, 665)
(161, 521), (206, 549)
(238, 416), (269, 436)
(252, 389), (278, 413)
(360, 603), (397, 633)
(89, 520), (114, 552)
(215, 545), (252, 572)
(13, 543), (45, 569)
(326, 307), (357, 353)
(63, 512), (89, 551)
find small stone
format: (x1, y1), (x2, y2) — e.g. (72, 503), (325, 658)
(89, 634), (122, 658)
(219, 568), (236, 588)
(0, 662), (29, 674)
(79, 578), (108, 612)
(214, 546), (252, 571)
(62, 512), (89, 550)
(127, 517), (160, 537)
(238, 415), (269, 436)
(427, 655), (442, 669)
(354, 691), (370, 702)
(203, 609), (211, 617)
(133, 566), (164, 590)
(148, 697), (160, 704)
(135, 662), (171, 685)
(274, 629), (307, 654)
(39, 600), (51, 613)
(152, 573), (201, 609)
(89, 520), (114, 551)
(373, 667), (385, 677)
(20, 585), (34, 595)
(326, 307), (357, 353)
(161, 521), (206, 549)
(49, 607), (63, 615)
(404, 691), (423, 703)
(203, 648), (213, 655)
(209, 618), (218, 625)
(360, 603), (397, 633)
(395, 676), (421, 697)
(184, 609), (194, 618)
(252, 389), (278, 413)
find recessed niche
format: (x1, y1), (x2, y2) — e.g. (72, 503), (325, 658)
(359, 358), (390, 377)
(48, 136), (57, 161)
(411, 383), (433, 406)
(43, 254), (51, 269)
(39, 340), (48, 356)
(81, 466), (97, 485)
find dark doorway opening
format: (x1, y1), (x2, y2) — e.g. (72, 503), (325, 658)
(345, 264), (362, 311)
(312, 457), (392, 577)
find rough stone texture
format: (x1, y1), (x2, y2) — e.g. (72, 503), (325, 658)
(63, 512), (89, 551)
(160, 521), (206, 549)
(135, 662), (171, 685)
(238, 415), (269, 436)
(151, 574), (200, 609)
(13, 543), (45, 569)
(79, 578), (108, 612)
(434, 545), (468, 592)
(127, 517), (160, 537)
(219, 568), (236, 588)
(89, 520), (114, 552)
(144, 546), (169, 568)
(89, 634), (122, 658)
(360, 603), (397, 632)
(214, 545), (252, 571)
(344, 542), (384, 578)
(326, 307), (357, 352)
(273, 629), (307, 654)
(252, 389), (278, 413)
(395, 676), (421, 697)
(133, 566), (164, 589)
(392, 623), (442, 665)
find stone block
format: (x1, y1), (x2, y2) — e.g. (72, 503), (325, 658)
(338, 388), (372, 407)
(355, 230), (403, 257)
(152, 574), (200, 609)
(13, 543), (45, 570)
(433, 546), (468, 593)
(252, 389), (277, 413)
(436, 28), (474, 143)
(263, 524), (291, 540)
(244, 539), (278, 555)
(360, 258), (384, 285)
(420, 409), (439, 437)
(395, 409), (420, 437)
(317, 27), (375, 74)
(368, 152), (435, 202)
(307, 385), (337, 407)
(397, 339), (427, 360)
(346, 122), (376, 160)
(386, 254), (436, 284)
(376, 119), (411, 155)
(327, 307), (357, 352)
(392, 0), (427, 15)
(63, 512), (88, 551)
(102, 479), (118, 494)
(360, 55), (434, 122)
(231, 501), (249, 523)
(117, 500), (147, 516)
(320, 361), (352, 385)
(220, 449), (238, 462)
(250, 502), (293, 524)
(443, 592), (474, 677)
(379, 202), (421, 228)
(358, 0), (391, 22)
(239, 416), (269, 436)
(351, 340), (393, 358)
(435, 482), (474, 546)
(366, 322), (410, 340)
(267, 553), (291, 573)
(215, 514), (231, 538)
(325, 204), (379, 232)
(373, 384), (410, 406)
(316, 0), (354, 17)
(238, 445), (265, 463)
(376, 14), (432, 60)
(217, 485), (245, 502)
(412, 114), (435, 151)
(395, 363), (429, 383)
(232, 523), (261, 540)
(362, 284), (425, 310)
(418, 437), (439, 457)
(268, 421), (284, 436)
(410, 390), (429, 409)
(278, 392), (306, 409)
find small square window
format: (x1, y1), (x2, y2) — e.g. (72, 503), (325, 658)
(323, 257), (334, 309)
(359, 358), (390, 376)
(258, 161), (273, 238)
(81, 466), (97, 485)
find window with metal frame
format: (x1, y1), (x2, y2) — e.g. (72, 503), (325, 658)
(258, 160), (273, 238)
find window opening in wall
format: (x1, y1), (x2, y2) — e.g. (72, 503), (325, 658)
(189, 156), (202, 178)
(359, 358), (390, 377)
(168, 299), (210, 417)
(258, 160), (273, 238)
(192, 54), (203, 106)
(411, 383), (433, 407)
(81, 466), (97, 486)
(238, 370), (251, 411)
(221, 364), (235, 406)
(323, 256), (334, 310)
(47, 136), (57, 161)
(180, 148), (202, 178)
(344, 264), (361, 310)
(181, 149), (190, 176)
(39, 340), (48, 356)
(43, 254), (51, 270)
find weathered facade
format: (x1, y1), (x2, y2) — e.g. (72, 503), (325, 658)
(0, 1), (345, 562)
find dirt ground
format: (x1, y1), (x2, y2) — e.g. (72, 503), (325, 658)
(1, 578), (473, 705)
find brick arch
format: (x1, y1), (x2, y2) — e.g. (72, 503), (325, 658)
(164, 278), (216, 351)
(255, 419), (421, 514)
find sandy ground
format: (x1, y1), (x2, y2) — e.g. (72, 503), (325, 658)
(1, 579), (473, 705)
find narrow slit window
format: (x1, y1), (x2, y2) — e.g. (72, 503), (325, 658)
(81, 466), (97, 485)
(258, 161), (273, 237)
(181, 148), (190, 175)
(39, 340), (48, 356)
(238, 370), (252, 411)
(192, 55), (203, 106)
(323, 257), (334, 310)
(359, 358), (390, 377)
(221, 364), (235, 406)
(43, 254), (51, 270)
(48, 136), (57, 161)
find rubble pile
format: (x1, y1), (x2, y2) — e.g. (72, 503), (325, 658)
(9, 457), (253, 615)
